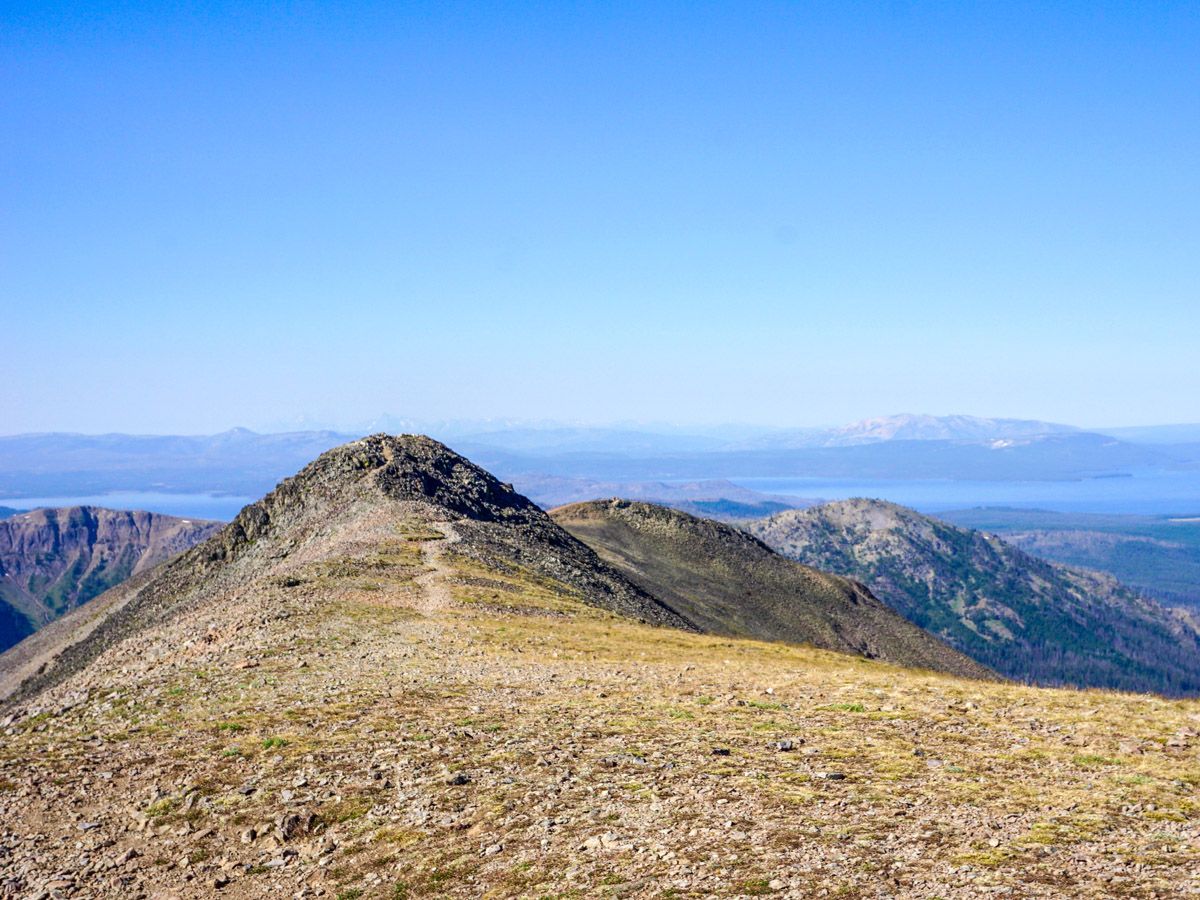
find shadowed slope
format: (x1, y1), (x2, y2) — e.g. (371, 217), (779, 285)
(551, 499), (990, 679)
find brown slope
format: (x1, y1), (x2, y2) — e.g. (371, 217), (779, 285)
(551, 499), (991, 679)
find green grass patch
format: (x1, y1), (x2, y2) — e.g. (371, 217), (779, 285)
(1073, 754), (1119, 768)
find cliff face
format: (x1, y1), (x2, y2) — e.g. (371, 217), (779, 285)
(0, 507), (220, 652)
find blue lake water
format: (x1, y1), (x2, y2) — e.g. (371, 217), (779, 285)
(0, 492), (253, 521)
(8, 469), (1200, 521)
(731, 470), (1200, 516)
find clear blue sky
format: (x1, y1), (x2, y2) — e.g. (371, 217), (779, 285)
(3, 1), (1198, 434)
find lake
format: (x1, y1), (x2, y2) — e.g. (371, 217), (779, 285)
(7, 468), (1200, 521)
(731, 469), (1200, 516)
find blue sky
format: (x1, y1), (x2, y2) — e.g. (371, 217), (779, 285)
(3, 1), (1198, 434)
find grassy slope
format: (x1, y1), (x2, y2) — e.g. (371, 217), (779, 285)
(2, 521), (1197, 899)
(551, 500), (988, 680)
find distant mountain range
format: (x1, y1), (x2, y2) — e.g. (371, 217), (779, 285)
(746, 499), (1200, 696)
(727, 414), (1079, 450)
(0, 507), (219, 652)
(824, 414), (1078, 445)
(467, 430), (1185, 486)
(2, 415), (1199, 518)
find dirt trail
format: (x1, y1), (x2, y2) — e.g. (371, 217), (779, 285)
(412, 521), (460, 613)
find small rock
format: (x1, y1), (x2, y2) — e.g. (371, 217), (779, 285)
(711, 748), (731, 756)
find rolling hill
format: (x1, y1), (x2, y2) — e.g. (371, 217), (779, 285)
(551, 499), (987, 679)
(746, 499), (1200, 696)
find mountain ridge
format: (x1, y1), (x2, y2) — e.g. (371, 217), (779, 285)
(551, 498), (990, 680)
(0, 435), (691, 705)
(1, 438), (1198, 897)
(746, 498), (1200, 696)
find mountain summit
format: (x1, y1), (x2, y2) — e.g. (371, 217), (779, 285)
(0, 434), (689, 703)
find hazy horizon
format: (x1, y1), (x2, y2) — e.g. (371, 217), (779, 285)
(2, 410), (1200, 441)
(5, 3), (1198, 433)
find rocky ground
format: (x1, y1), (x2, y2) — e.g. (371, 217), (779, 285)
(1, 508), (1198, 899)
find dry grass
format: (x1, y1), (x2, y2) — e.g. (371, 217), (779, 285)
(1, 522), (1197, 899)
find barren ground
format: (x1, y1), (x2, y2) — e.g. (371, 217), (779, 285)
(1, 516), (1198, 899)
